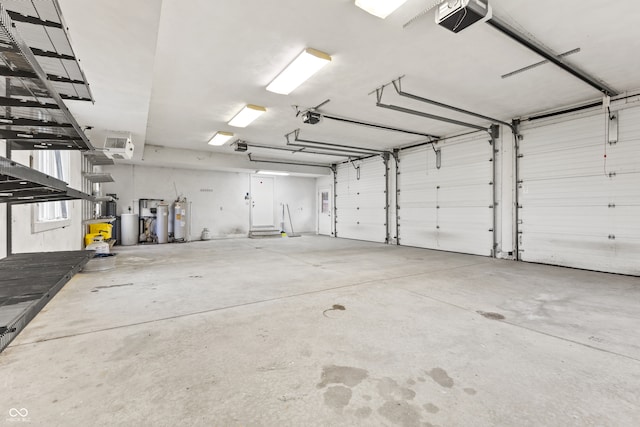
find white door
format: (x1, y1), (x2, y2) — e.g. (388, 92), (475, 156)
(335, 156), (387, 243)
(251, 175), (274, 227)
(518, 105), (640, 275)
(318, 187), (332, 235)
(398, 132), (494, 256)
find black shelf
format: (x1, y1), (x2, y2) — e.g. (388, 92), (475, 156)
(0, 2), (94, 151)
(0, 156), (94, 204)
(0, 250), (93, 353)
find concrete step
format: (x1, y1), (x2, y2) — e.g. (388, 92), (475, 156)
(249, 229), (282, 239)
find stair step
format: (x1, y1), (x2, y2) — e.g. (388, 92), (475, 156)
(249, 228), (282, 239)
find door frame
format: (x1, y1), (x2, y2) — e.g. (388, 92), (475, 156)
(250, 175), (275, 228)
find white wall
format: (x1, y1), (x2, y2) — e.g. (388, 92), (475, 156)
(274, 175), (316, 235)
(9, 150), (84, 254)
(102, 164), (317, 240)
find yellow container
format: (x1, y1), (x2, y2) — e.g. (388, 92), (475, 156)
(85, 233), (102, 246)
(89, 223), (112, 240)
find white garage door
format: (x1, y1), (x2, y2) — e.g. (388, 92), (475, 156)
(335, 156), (387, 243)
(398, 132), (494, 256)
(518, 106), (640, 275)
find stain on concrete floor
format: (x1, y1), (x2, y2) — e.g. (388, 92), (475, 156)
(378, 400), (424, 427)
(323, 304), (346, 318)
(427, 368), (454, 388)
(323, 385), (352, 412)
(477, 310), (506, 320)
(317, 365), (368, 388)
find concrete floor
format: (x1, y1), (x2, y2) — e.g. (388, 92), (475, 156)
(1, 236), (639, 427)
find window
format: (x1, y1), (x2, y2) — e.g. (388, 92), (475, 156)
(321, 190), (329, 214)
(32, 150), (71, 232)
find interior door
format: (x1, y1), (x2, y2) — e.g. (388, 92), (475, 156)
(318, 187), (332, 235)
(251, 175), (274, 227)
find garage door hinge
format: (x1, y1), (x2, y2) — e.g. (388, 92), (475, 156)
(489, 181), (494, 185)
(489, 205), (494, 208)
(518, 154), (524, 158)
(517, 204), (523, 208)
(489, 228), (494, 232)
(608, 172), (617, 178)
(608, 234), (616, 240)
(608, 203), (616, 208)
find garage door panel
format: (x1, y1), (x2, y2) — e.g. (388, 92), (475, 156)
(518, 105), (640, 275)
(618, 107), (640, 141)
(336, 157), (387, 243)
(438, 185), (492, 206)
(521, 234), (615, 272)
(398, 133), (494, 256)
(520, 115), (603, 152)
(400, 207), (437, 222)
(521, 150), (606, 180)
(521, 177), (610, 206)
(521, 206), (611, 235)
(614, 206), (640, 240)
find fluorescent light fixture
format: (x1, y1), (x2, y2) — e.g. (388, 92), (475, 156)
(266, 48), (332, 95)
(208, 131), (234, 146)
(355, 0), (408, 18)
(257, 170), (290, 176)
(228, 104), (267, 128)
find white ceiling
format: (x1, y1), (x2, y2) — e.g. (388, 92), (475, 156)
(58, 0), (640, 166)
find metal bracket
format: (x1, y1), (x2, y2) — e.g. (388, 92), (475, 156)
(608, 111), (619, 145)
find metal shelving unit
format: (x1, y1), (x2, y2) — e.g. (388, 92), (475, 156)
(0, 1), (94, 151)
(82, 172), (114, 183)
(0, 155), (94, 204)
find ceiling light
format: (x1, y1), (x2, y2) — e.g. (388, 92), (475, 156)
(228, 104), (267, 128)
(266, 48), (332, 95)
(208, 131), (234, 146)
(355, 0), (408, 18)
(257, 170), (290, 176)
